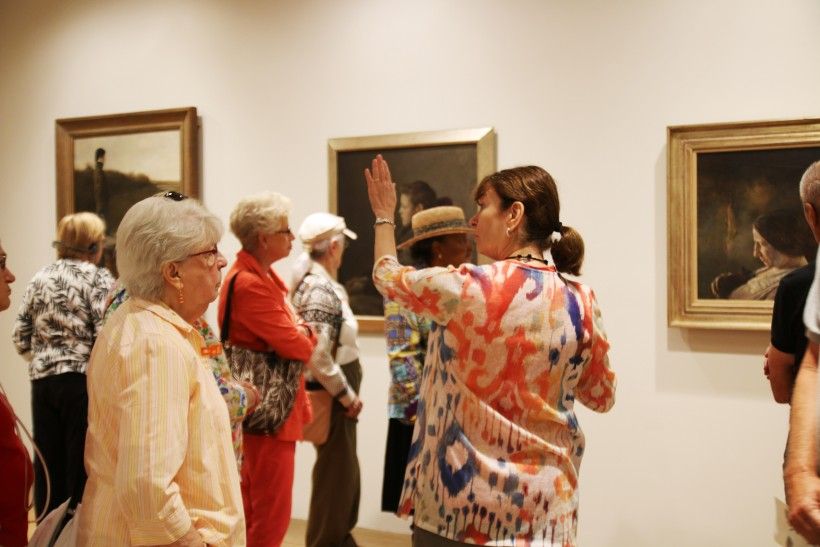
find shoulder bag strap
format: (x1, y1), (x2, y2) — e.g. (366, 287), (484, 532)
(220, 272), (241, 344)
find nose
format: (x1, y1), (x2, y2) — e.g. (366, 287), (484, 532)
(468, 213), (478, 227)
(4, 268), (14, 283)
(216, 252), (228, 269)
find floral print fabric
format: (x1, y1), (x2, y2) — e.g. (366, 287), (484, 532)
(13, 259), (114, 379)
(373, 255), (615, 546)
(384, 298), (430, 422)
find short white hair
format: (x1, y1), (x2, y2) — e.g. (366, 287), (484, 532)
(800, 160), (820, 210)
(230, 191), (291, 251)
(116, 195), (223, 301)
(308, 233), (345, 259)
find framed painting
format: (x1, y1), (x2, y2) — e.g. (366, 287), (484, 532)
(329, 127), (497, 333)
(668, 118), (820, 330)
(56, 107), (199, 276)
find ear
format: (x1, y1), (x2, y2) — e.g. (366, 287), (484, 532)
(805, 202), (818, 235)
(160, 261), (183, 289)
(507, 201), (525, 230)
(257, 231), (268, 250)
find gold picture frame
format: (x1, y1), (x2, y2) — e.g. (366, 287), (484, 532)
(668, 118), (820, 330)
(329, 127), (497, 333)
(55, 107), (199, 275)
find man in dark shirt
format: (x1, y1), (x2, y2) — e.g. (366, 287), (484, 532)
(767, 160), (820, 403)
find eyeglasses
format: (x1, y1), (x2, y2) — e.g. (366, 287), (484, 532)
(274, 228), (293, 236)
(163, 191), (189, 201)
(0, 255), (6, 271)
(187, 247), (220, 267)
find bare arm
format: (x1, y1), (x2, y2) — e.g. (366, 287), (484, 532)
(365, 154), (398, 261)
(766, 344), (796, 404)
(785, 341), (820, 543)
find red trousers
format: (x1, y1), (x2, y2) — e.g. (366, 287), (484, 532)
(241, 433), (295, 547)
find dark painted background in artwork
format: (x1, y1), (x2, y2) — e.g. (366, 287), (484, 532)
(336, 144), (478, 316)
(696, 147), (819, 299)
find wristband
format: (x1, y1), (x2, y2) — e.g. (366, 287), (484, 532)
(374, 217), (396, 228)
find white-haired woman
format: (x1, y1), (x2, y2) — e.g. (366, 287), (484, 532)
(13, 212), (114, 517)
(291, 212), (363, 547)
(218, 191), (317, 546)
(77, 192), (244, 546)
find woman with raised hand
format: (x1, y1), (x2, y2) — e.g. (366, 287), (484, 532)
(366, 156), (616, 547)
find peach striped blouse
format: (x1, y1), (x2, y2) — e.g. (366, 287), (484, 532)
(77, 298), (245, 546)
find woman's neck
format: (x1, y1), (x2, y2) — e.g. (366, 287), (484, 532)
(505, 244), (544, 260)
(248, 248), (273, 273)
(770, 254), (808, 270)
(161, 292), (199, 325)
(315, 255), (338, 280)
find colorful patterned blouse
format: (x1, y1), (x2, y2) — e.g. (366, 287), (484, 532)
(373, 255), (616, 546)
(384, 298), (430, 422)
(106, 287), (251, 470)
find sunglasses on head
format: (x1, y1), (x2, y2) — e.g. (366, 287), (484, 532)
(163, 191), (189, 201)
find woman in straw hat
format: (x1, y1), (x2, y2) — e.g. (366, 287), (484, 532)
(365, 155), (616, 547)
(381, 205), (472, 514)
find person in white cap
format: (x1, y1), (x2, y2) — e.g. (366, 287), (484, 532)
(292, 212), (363, 547)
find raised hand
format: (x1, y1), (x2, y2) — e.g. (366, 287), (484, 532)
(364, 154), (397, 219)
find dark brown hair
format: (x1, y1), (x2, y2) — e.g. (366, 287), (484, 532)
(400, 180), (437, 210)
(754, 209), (815, 260)
(474, 166), (584, 275)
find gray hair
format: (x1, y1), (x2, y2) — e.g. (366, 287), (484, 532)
(308, 233), (345, 260)
(800, 160), (820, 209)
(116, 195), (223, 301)
(230, 191), (291, 251)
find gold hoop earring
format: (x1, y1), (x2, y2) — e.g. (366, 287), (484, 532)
(505, 227), (512, 238)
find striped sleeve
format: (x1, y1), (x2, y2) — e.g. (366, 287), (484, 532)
(115, 333), (193, 544)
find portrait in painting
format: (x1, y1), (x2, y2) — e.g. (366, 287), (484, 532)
(697, 148), (817, 301)
(329, 128), (496, 331)
(668, 118), (820, 330)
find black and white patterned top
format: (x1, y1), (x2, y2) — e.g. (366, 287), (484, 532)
(13, 259), (114, 380)
(292, 261), (359, 406)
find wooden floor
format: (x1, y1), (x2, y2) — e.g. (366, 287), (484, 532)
(283, 518), (411, 547)
(29, 513), (411, 546)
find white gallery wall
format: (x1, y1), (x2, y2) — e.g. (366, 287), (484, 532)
(1, 1), (819, 544)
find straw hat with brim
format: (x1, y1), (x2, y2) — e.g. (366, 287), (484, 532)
(396, 206), (474, 250)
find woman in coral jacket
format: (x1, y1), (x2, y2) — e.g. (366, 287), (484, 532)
(219, 191), (317, 547)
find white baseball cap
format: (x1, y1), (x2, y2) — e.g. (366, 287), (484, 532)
(298, 212), (357, 246)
